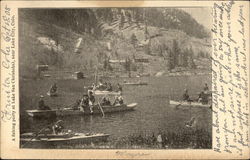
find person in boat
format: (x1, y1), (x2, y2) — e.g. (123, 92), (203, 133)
(79, 95), (89, 112)
(49, 83), (58, 94)
(113, 95), (124, 105)
(117, 83), (122, 92)
(38, 95), (51, 110)
(91, 83), (96, 90)
(97, 79), (105, 90)
(182, 89), (191, 102)
(203, 83), (209, 91)
(118, 95), (124, 105)
(52, 121), (64, 135)
(73, 99), (81, 110)
(88, 90), (95, 113)
(198, 91), (208, 104)
(106, 83), (113, 91)
(113, 96), (119, 106)
(101, 97), (111, 106)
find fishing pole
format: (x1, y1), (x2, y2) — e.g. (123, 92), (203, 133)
(21, 120), (63, 147)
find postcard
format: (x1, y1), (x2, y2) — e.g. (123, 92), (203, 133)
(1, 0), (249, 159)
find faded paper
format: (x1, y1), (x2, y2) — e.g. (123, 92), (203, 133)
(1, 0), (249, 159)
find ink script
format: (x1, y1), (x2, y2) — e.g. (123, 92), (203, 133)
(211, 0), (249, 156)
(1, 5), (17, 141)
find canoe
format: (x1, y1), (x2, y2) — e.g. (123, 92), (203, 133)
(93, 90), (121, 95)
(26, 103), (137, 118)
(123, 82), (148, 85)
(169, 100), (211, 108)
(21, 132), (110, 147)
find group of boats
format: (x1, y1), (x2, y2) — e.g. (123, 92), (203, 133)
(23, 77), (212, 148)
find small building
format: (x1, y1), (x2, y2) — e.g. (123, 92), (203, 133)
(37, 65), (49, 78)
(134, 58), (149, 63)
(74, 71), (84, 79)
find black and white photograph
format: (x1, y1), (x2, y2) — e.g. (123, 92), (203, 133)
(19, 7), (212, 149)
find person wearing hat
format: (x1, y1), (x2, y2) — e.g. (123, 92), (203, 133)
(113, 96), (119, 106)
(203, 83), (209, 92)
(88, 90), (95, 113)
(38, 95), (51, 110)
(182, 89), (190, 101)
(52, 120), (64, 135)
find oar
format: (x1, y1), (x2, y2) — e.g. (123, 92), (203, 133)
(62, 102), (77, 110)
(98, 101), (105, 117)
(21, 120), (62, 147)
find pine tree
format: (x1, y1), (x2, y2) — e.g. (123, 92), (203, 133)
(183, 49), (188, 67)
(188, 47), (196, 69)
(172, 39), (180, 67)
(119, 13), (125, 29)
(130, 33), (138, 48)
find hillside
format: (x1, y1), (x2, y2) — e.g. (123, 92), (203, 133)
(19, 8), (211, 78)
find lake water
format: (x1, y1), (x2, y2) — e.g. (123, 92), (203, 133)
(20, 74), (212, 148)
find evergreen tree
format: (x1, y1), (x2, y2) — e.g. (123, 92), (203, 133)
(188, 47), (196, 69)
(130, 33), (138, 48)
(119, 13), (125, 29)
(182, 49), (189, 67)
(172, 39), (180, 67)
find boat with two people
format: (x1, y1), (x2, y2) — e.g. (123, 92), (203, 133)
(21, 120), (110, 147)
(169, 83), (212, 109)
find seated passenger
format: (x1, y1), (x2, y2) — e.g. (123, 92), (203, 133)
(52, 121), (64, 135)
(72, 99), (81, 110)
(198, 91), (208, 104)
(79, 95), (89, 112)
(113, 96), (119, 106)
(182, 89), (190, 102)
(203, 83), (209, 92)
(118, 96), (124, 105)
(101, 97), (111, 105)
(50, 83), (57, 94)
(38, 95), (51, 110)
(106, 83), (113, 91)
(117, 83), (122, 92)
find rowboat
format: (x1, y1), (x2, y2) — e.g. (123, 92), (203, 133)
(26, 103), (137, 118)
(169, 100), (211, 108)
(21, 132), (110, 147)
(93, 90), (121, 95)
(123, 82), (148, 85)
(26, 109), (57, 118)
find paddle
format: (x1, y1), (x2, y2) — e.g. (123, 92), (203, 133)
(98, 101), (105, 117)
(97, 97), (105, 117)
(21, 120), (63, 147)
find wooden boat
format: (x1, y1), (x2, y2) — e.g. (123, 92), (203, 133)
(21, 132), (110, 147)
(169, 100), (211, 108)
(26, 109), (57, 118)
(26, 103), (137, 118)
(123, 82), (148, 85)
(93, 90), (121, 95)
